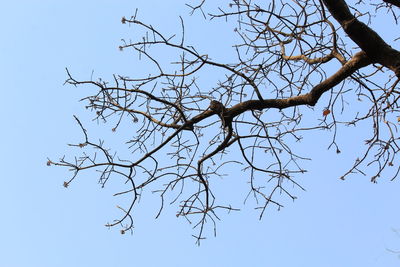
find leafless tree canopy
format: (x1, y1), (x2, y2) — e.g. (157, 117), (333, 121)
(50, 0), (400, 242)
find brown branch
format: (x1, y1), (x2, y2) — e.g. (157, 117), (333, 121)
(322, 0), (400, 76)
(184, 51), (369, 130)
(226, 51), (371, 118)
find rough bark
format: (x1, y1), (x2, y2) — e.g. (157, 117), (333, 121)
(323, 0), (400, 76)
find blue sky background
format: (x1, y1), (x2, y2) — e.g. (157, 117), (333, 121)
(1, 1), (400, 266)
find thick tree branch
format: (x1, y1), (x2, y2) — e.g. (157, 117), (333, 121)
(225, 51), (371, 119)
(322, 0), (400, 76)
(383, 0), (400, 8)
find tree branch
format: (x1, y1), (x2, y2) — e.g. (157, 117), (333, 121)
(383, 0), (400, 8)
(322, 0), (400, 76)
(226, 51), (371, 118)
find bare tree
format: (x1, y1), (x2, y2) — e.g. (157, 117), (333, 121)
(49, 0), (400, 242)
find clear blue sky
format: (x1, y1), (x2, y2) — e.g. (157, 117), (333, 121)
(1, 1), (400, 266)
